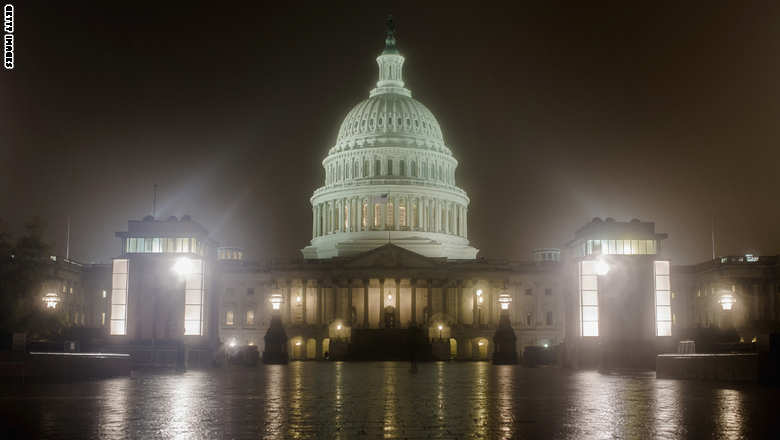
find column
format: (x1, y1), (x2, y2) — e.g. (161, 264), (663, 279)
(368, 196), (374, 230)
(336, 200), (342, 233)
(379, 278), (385, 328)
(301, 279), (307, 325)
(317, 281), (323, 324)
(487, 285), (493, 326)
(411, 279), (417, 324)
(427, 279), (434, 324)
(464, 207), (468, 237)
(286, 281), (293, 324)
(394, 197), (400, 231)
(420, 197), (426, 232)
(332, 281), (338, 321)
(363, 278), (369, 328)
(472, 285), (478, 327)
(456, 280), (463, 324)
(347, 281), (353, 326)
(312, 207), (316, 238)
(395, 278), (401, 326)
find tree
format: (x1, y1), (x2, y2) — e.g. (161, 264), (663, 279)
(0, 218), (64, 338)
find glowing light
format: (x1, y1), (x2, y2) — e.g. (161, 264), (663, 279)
(478, 340), (484, 346)
(477, 296), (484, 304)
(42, 293), (59, 309)
(295, 341), (302, 346)
(387, 294), (393, 301)
(476, 289), (483, 296)
(594, 259), (610, 276)
(269, 294), (283, 310)
(171, 257), (194, 276)
(719, 294), (736, 311)
(498, 293), (512, 310)
(336, 324), (342, 330)
(248, 341), (255, 346)
(543, 343), (549, 348)
(296, 295), (302, 303)
(745, 254), (759, 262)
(229, 339), (237, 348)
(437, 324), (443, 331)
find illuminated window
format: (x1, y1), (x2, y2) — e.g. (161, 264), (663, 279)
(579, 260), (599, 337)
(411, 200), (418, 228)
(344, 203), (349, 230)
(101, 312), (106, 326)
(127, 237), (136, 253)
(362, 200), (368, 230)
(654, 260), (672, 336)
(246, 310), (255, 326)
(386, 201), (394, 227)
(184, 259), (204, 335)
(102, 289), (107, 298)
(374, 204), (381, 227)
(399, 198), (407, 227)
(226, 310), (234, 326)
(110, 259), (129, 335)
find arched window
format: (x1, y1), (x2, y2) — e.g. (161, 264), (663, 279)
(374, 159), (381, 176)
(411, 161), (417, 177)
(399, 160), (406, 176)
(363, 159), (369, 178)
(387, 159), (393, 175)
(353, 159), (358, 178)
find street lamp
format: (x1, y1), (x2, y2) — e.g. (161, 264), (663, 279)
(42, 292), (60, 309)
(476, 289), (484, 305)
(269, 294), (283, 311)
(594, 259), (610, 276)
(437, 324), (443, 340)
(498, 293), (512, 311)
(171, 257), (194, 276)
(719, 294), (736, 311)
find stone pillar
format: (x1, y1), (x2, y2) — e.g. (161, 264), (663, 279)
(464, 207), (468, 237)
(442, 280), (448, 318)
(363, 278), (369, 328)
(456, 280), (463, 324)
(368, 196), (374, 230)
(286, 281), (293, 324)
(301, 279), (307, 325)
(312, 206), (316, 238)
(427, 279), (434, 324)
(357, 198), (363, 231)
(394, 197), (400, 231)
(347, 281), (353, 326)
(380, 278), (385, 328)
(395, 278), (401, 326)
(411, 279), (417, 324)
(332, 281), (338, 321)
(473, 286), (478, 327)
(317, 281), (323, 325)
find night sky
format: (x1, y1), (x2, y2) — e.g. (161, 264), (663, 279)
(2, 2), (779, 265)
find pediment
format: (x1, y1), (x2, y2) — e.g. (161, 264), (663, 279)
(342, 244), (443, 269)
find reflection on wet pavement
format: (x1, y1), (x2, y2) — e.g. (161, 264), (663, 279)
(1, 362), (776, 439)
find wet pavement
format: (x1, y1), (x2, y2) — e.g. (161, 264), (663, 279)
(0, 362), (776, 439)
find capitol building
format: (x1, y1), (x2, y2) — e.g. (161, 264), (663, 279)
(42, 24), (778, 368)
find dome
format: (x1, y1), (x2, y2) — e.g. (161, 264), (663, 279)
(301, 22), (478, 261)
(331, 94), (449, 155)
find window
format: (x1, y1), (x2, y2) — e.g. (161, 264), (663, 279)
(411, 200), (418, 229)
(526, 313), (533, 327)
(363, 160), (369, 177)
(386, 201), (394, 227)
(362, 200), (368, 230)
(525, 288), (533, 296)
(374, 159), (381, 176)
(399, 160), (406, 176)
(579, 260), (599, 337)
(387, 159), (393, 175)
(654, 260), (672, 336)
(247, 288), (255, 296)
(101, 312), (106, 326)
(546, 311), (553, 326)
(399, 198), (407, 227)
(246, 310), (255, 326)
(110, 259), (129, 335)
(411, 161), (417, 177)
(225, 310), (234, 326)
(184, 259), (205, 335)
(102, 289), (107, 299)
(374, 204), (381, 227)
(545, 288), (552, 296)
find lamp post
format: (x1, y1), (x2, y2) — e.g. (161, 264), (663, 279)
(263, 293), (288, 364)
(437, 324), (443, 341)
(493, 291), (517, 364)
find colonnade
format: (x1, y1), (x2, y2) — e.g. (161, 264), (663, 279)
(274, 277), (500, 329)
(312, 195), (467, 239)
